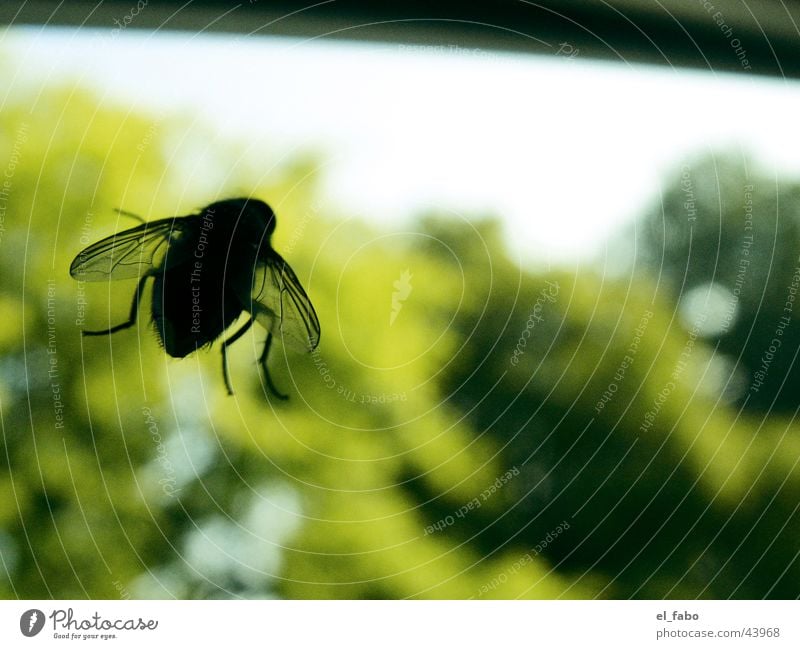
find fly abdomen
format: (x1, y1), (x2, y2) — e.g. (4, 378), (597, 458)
(153, 260), (242, 358)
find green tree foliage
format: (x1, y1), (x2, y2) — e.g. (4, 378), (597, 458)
(634, 154), (800, 412)
(429, 214), (800, 598)
(2, 84), (799, 600)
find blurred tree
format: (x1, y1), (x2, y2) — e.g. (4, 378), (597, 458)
(0, 84), (319, 599)
(2, 77), (799, 601)
(633, 153), (800, 413)
(424, 211), (800, 597)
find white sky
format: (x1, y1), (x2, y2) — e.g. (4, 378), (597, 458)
(5, 26), (800, 266)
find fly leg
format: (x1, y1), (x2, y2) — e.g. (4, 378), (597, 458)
(220, 317), (254, 396)
(259, 332), (288, 400)
(83, 275), (149, 336)
(113, 208), (146, 223)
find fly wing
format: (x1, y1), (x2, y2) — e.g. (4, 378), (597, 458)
(238, 251), (320, 352)
(69, 216), (196, 281)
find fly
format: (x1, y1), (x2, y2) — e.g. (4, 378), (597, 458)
(69, 198), (320, 399)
